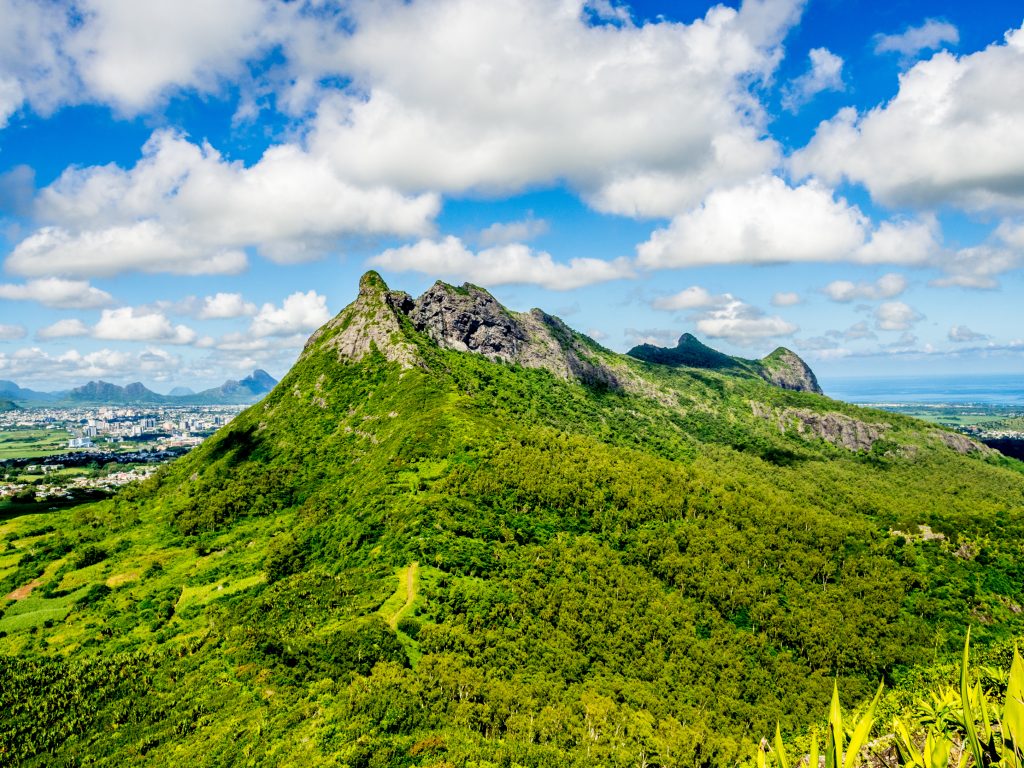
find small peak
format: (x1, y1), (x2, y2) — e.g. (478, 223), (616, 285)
(358, 270), (390, 295)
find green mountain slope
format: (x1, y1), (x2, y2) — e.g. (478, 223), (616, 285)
(1, 272), (1023, 767)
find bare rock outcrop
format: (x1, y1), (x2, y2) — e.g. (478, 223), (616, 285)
(759, 348), (823, 394)
(303, 271), (420, 368)
(309, 273), (623, 388)
(410, 281), (622, 388)
(931, 430), (993, 456)
(752, 402), (888, 451)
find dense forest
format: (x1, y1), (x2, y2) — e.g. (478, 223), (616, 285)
(1, 276), (1023, 767)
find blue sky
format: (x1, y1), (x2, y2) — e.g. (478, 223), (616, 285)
(0, 0), (1022, 392)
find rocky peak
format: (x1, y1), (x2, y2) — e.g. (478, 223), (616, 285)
(759, 347), (822, 394)
(311, 272), (623, 388)
(303, 270), (420, 368)
(409, 281), (528, 362)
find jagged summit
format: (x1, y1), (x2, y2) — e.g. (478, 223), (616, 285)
(307, 271), (623, 388)
(306, 271), (824, 395)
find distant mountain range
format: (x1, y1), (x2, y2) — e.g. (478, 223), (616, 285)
(0, 369), (278, 407)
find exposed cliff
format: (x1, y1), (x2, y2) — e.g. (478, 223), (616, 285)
(759, 347), (823, 394)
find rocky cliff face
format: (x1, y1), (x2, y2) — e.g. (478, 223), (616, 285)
(303, 271), (420, 368)
(758, 348), (823, 394)
(751, 402), (888, 451)
(310, 273), (622, 388)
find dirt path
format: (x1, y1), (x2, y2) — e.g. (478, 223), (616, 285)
(5, 577), (42, 601)
(388, 561), (418, 630)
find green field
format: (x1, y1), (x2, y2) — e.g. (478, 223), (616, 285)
(875, 404), (1024, 431)
(0, 429), (70, 460)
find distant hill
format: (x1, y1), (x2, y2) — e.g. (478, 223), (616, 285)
(176, 369), (278, 404)
(0, 398), (19, 411)
(67, 380), (165, 404)
(0, 370), (277, 407)
(0, 379), (59, 403)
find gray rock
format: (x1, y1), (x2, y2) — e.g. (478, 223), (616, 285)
(759, 348), (823, 394)
(751, 402), (888, 451)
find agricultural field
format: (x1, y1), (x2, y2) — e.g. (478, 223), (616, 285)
(0, 429), (70, 461)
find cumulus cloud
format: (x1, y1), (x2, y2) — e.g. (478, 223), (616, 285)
(637, 176), (868, 269)
(249, 291), (331, 338)
(949, 325), (988, 342)
(0, 278), (113, 308)
(306, 0), (799, 217)
(370, 235), (634, 291)
(198, 292), (257, 320)
(8, 221), (248, 278)
(793, 24), (1024, 211)
(874, 19), (959, 58)
(782, 47), (844, 112)
(93, 307), (197, 345)
(67, 0), (270, 113)
(0, 345), (184, 386)
(874, 301), (923, 331)
(771, 291), (801, 306)
(477, 216), (549, 247)
(824, 273), (907, 302)
(652, 286), (731, 311)
(7, 130), (440, 278)
(695, 299), (797, 346)
(0, 324), (27, 341)
(37, 318), (89, 340)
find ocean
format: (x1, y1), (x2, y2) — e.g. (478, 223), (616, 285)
(820, 373), (1024, 406)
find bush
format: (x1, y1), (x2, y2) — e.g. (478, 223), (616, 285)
(73, 545), (107, 570)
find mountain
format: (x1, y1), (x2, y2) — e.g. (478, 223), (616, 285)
(0, 398), (18, 411)
(627, 333), (823, 394)
(179, 368), (278, 404)
(0, 370), (277, 407)
(66, 380), (165, 404)
(0, 379), (58, 403)
(2, 271), (1023, 767)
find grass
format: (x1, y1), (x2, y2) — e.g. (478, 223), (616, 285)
(0, 587), (87, 633)
(0, 429), (70, 460)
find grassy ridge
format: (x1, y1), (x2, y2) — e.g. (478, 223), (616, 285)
(0, 326), (1022, 765)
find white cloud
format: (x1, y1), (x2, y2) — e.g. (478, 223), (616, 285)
(793, 25), (1024, 211)
(874, 301), (923, 331)
(198, 292), (257, 320)
(782, 47), (844, 112)
(37, 318), (89, 340)
(0, 345), (183, 386)
(93, 307), (197, 345)
(854, 216), (940, 265)
(8, 130), (440, 278)
(0, 278), (113, 308)
(0, 324), (27, 341)
(8, 221), (248, 278)
(949, 325), (988, 342)
(637, 176), (868, 269)
(771, 291), (801, 306)
(305, 0), (799, 217)
(652, 286), (731, 311)
(370, 235), (635, 291)
(477, 217), (549, 247)
(695, 299), (797, 346)
(874, 19), (959, 58)
(824, 273), (907, 302)
(249, 291), (331, 338)
(931, 245), (1021, 289)
(68, 0), (269, 113)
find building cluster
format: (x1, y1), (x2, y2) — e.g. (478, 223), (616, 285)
(0, 405), (244, 449)
(0, 466), (157, 502)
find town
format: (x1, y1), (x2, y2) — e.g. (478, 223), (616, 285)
(0, 404), (246, 505)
